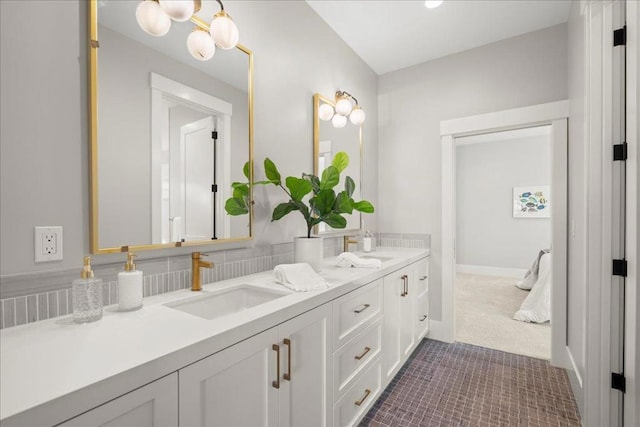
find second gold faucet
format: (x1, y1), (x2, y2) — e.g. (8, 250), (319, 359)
(191, 252), (214, 291)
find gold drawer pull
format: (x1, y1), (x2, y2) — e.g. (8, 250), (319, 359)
(420, 275), (428, 280)
(355, 389), (371, 406)
(283, 338), (292, 381)
(272, 344), (280, 389)
(354, 304), (370, 314)
(355, 346), (371, 360)
(419, 315), (428, 322)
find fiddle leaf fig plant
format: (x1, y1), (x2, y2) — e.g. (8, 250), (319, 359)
(224, 152), (374, 238)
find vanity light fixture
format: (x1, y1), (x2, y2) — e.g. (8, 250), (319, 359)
(136, 0), (239, 61)
(319, 90), (366, 128)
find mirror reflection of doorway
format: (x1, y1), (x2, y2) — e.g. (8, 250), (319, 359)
(454, 125), (552, 360)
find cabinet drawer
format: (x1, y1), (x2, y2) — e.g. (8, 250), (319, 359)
(333, 358), (382, 427)
(333, 318), (382, 401)
(333, 279), (382, 350)
(415, 257), (430, 296)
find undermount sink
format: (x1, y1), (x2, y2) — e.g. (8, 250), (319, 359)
(166, 285), (288, 320)
(359, 254), (394, 262)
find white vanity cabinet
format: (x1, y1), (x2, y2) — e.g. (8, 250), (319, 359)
(179, 304), (332, 427)
(414, 257), (430, 341)
(58, 374), (178, 427)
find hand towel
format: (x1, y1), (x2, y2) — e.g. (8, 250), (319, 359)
(336, 252), (382, 269)
(273, 263), (330, 292)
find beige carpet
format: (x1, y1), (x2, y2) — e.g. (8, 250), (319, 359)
(455, 273), (551, 360)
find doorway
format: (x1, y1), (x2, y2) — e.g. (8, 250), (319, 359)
(439, 101), (570, 368)
(454, 125), (553, 360)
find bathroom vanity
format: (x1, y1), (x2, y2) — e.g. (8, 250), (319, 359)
(0, 248), (430, 427)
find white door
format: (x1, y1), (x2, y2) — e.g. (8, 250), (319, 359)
(278, 305), (332, 427)
(181, 116), (215, 241)
(59, 374), (178, 427)
(179, 327), (279, 427)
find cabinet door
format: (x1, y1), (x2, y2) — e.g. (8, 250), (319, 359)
(59, 374), (178, 427)
(278, 304), (332, 427)
(179, 327), (279, 427)
(382, 272), (403, 384)
(414, 258), (430, 342)
(400, 264), (417, 361)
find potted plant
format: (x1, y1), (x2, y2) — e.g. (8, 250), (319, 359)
(225, 152), (374, 270)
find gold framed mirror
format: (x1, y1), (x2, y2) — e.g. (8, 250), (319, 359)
(88, 0), (253, 254)
(313, 93), (363, 234)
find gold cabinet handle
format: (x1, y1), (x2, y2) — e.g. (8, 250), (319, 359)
(355, 389), (372, 406)
(354, 346), (371, 360)
(354, 304), (370, 314)
(419, 315), (428, 322)
(420, 275), (428, 280)
(272, 344), (280, 389)
(400, 275), (408, 297)
(283, 338), (292, 381)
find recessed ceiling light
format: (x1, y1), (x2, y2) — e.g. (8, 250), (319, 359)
(424, 0), (443, 9)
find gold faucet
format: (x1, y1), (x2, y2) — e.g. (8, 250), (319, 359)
(343, 235), (358, 252)
(191, 252), (214, 291)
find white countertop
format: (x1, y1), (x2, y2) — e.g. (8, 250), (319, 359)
(0, 248), (429, 426)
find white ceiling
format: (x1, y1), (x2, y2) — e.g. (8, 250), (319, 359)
(306, 0), (572, 75)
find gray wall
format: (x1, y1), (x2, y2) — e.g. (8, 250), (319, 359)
(456, 135), (551, 269)
(566, 0), (587, 388)
(0, 1), (378, 276)
(378, 24), (567, 321)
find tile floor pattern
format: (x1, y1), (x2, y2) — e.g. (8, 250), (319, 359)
(360, 340), (580, 427)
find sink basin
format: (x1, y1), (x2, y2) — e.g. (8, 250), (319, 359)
(360, 255), (394, 262)
(166, 285), (288, 320)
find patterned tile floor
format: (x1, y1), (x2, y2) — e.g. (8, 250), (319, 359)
(360, 340), (580, 427)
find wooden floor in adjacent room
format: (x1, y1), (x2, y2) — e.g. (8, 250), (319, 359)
(360, 339), (580, 427)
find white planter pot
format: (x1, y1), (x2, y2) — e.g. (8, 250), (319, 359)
(293, 237), (323, 272)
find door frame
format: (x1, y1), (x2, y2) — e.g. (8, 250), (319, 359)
(438, 100), (570, 369)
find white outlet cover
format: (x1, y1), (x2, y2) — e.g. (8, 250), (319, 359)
(35, 226), (63, 262)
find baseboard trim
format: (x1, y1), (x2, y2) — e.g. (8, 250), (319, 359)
(426, 320), (454, 343)
(456, 264), (527, 278)
(566, 347), (584, 420)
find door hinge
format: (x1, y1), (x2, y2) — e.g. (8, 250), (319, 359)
(612, 259), (627, 277)
(611, 372), (626, 393)
(211, 184), (218, 193)
(211, 130), (218, 140)
(613, 26), (626, 46)
(613, 143), (628, 161)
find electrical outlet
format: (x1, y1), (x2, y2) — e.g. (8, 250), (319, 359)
(35, 226), (63, 262)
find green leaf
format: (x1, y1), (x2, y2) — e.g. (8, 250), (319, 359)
(225, 198), (249, 216)
(264, 158), (281, 184)
(332, 152), (349, 173)
(352, 200), (375, 213)
(320, 166), (340, 190)
(344, 176), (355, 197)
(254, 180), (274, 185)
(311, 189), (335, 216)
(231, 182), (249, 197)
(323, 213), (347, 229)
(334, 191), (353, 214)
(285, 177), (313, 202)
(305, 174), (321, 194)
(272, 202), (298, 221)
(242, 162), (250, 179)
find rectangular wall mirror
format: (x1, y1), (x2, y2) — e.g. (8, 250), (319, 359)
(313, 93), (363, 234)
(89, 0), (253, 254)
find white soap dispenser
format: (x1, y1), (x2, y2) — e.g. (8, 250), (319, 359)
(363, 230), (374, 253)
(118, 252), (143, 311)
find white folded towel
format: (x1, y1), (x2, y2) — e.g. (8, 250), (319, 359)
(273, 263), (330, 292)
(336, 252), (382, 269)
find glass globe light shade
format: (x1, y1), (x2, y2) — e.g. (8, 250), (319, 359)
(210, 11), (239, 50)
(187, 28), (215, 61)
(349, 107), (366, 125)
(335, 96), (353, 116)
(424, 0), (443, 9)
(318, 103), (334, 121)
(136, 0), (172, 37)
(331, 114), (347, 128)
(159, 0), (194, 22)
